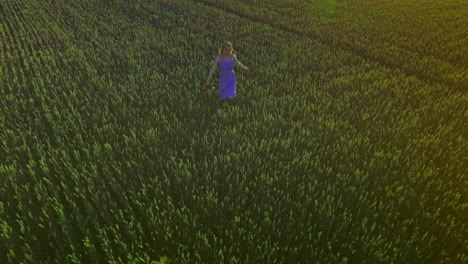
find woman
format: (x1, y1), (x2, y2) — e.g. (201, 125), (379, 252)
(202, 41), (249, 100)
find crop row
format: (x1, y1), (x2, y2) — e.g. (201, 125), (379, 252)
(190, 0), (467, 89)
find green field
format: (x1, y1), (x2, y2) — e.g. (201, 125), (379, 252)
(0, 0), (467, 263)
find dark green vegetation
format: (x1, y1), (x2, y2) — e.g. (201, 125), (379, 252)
(0, 0), (466, 263)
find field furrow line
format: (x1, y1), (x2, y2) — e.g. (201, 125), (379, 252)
(0, 2), (45, 73)
(0, 4), (15, 52)
(0, 1), (37, 85)
(15, 8), (41, 81)
(0, 7), (23, 85)
(189, 0), (465, 90)
(6, 0), (75, 91)
(7, 2), (39, 87)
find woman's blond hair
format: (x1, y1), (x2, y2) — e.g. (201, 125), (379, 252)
(219, 41), (234, 55)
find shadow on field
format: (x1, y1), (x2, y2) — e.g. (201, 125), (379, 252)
(199, 89), (242, 116)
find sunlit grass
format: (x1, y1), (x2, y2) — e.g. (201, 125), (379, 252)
(0, 0), (466, 263)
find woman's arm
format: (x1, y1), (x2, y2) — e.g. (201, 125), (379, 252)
(205, 56), (219, 83)
(233, 54), (249, 70)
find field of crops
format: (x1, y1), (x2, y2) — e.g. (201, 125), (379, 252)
(0, 0), (466, 263)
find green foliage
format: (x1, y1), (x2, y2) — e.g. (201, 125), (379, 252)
(0, 0), (466, 263)
(308, 0), (337, 24)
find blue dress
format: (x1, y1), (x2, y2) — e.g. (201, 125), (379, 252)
(218, 57), (237, 100)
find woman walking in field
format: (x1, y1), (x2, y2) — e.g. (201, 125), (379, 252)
(202, 41), (249, 100)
